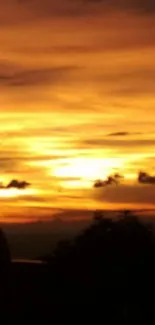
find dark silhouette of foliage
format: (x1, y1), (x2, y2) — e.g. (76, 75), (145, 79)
(1, 212), (155, 321)
(49, 211), (155, 319)
(0, 229), (11, 310)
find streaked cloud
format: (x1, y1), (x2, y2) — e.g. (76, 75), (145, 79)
(0, 0), (154, 221)
(82, 0), (155, 13)
(0, 65), (79, 88)
(107, 132), (141, 137)
(94, 183), (155, 207)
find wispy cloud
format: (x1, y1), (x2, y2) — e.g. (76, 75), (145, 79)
(0, 0), (155, 220)
(107, 132), (141, 137)
(0, 65), (79, 88)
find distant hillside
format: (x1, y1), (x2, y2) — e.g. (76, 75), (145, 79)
(2, 219), (91, 259)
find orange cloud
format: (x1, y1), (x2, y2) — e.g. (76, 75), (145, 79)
(0, 2), (155, 221)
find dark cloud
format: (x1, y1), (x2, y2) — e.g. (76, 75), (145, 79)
(0, 0), (155, 29)
(0, 0), (97, 24)
(107, 132), (141, 137)
(83, 0), (155, 13)
(93, 173), (124, 188)
(23, 0), (155, 17)
(108, 132), (130, 137)
(0, 179), (31, 190)
(94, 183), (155, 206)
(6, 180), (30, 189)
(123, 0), (155, 13)
(0, 66), (79, 88)
(138, 172), (155, 185)
(82, 138), (155, 148)
(94, 171), (155, 206)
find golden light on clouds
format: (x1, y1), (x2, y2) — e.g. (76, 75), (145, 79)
(0, 0), (155, 221)
(0, 188), (37, 199)
(52, 157), (124, 185)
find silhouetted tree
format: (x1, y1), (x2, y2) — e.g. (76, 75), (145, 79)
(0, 229), (11, 308)
(50, 211), (155, 317)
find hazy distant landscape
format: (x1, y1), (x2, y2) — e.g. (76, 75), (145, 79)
(3, 218), (91, 259)
(1, 210), (155, 259)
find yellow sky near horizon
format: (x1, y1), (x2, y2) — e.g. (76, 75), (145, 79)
(0, 1), (155, 222)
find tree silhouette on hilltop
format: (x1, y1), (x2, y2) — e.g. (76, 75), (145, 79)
(50, 211), (155, 315)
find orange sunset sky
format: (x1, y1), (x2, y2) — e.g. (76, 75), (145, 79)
(0, 0), (155, 222)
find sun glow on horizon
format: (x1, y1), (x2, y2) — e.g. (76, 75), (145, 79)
(52, 157), (125, 188)
(0, 1), (155, 221)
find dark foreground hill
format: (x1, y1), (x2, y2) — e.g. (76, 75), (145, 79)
(2, 214), (155, 321)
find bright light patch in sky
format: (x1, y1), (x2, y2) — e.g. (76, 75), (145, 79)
(0, 1), (155, 220)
